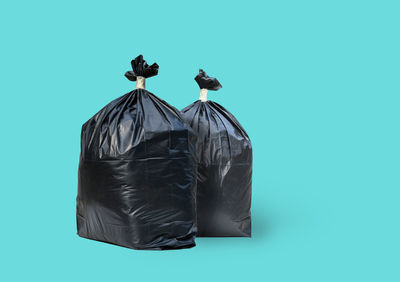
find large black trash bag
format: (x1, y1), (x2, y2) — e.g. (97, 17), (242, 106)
(181, 69), (252, 237)
(77, 55), (198, 250)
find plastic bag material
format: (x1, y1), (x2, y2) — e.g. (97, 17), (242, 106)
(77, 55), (198, 250)
(181, 69), (252, 237)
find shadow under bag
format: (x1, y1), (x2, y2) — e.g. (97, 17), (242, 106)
(181, 70), (252, 237)
(77, 55), (197, 250)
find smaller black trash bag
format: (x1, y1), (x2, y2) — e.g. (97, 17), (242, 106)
(77, 55), (198, 250)
(181, 69), (252, 237)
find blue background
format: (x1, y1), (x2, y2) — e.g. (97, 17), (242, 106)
(1, 0), (399, 281)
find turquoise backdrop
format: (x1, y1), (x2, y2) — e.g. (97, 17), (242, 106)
(1, 0), (399, 281)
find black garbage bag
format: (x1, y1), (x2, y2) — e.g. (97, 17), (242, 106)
(181, 69), (252, 237)
(77, 55), (197, 250)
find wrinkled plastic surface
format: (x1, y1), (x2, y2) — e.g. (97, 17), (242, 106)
(77, 56), (197, 250)
(181, 70), (252, 237)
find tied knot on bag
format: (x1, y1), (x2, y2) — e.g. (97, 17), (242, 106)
(195, 69), (222, 102)
(136, 76), (145, 89)
(199, 88), (208, 102)
(125, 55), (159, 89)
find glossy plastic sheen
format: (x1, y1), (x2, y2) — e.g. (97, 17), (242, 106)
(77, 56), (197, 250)
(181, 70), (252, 237)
